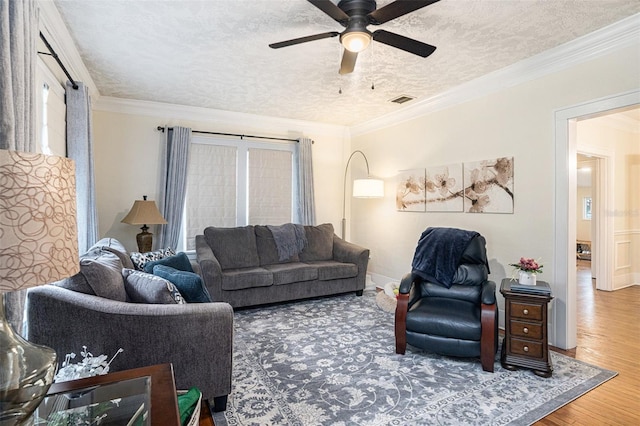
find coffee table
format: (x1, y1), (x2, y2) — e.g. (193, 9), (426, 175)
(34, 363), (181, 425)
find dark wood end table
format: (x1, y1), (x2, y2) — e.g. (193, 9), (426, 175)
(500, 278), (554, 377)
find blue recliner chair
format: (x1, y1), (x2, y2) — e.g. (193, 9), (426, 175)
(395, 227), (499, 372)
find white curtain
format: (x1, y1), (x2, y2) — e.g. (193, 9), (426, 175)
(295, 137), (316, 225)
(66, 81), (98, 253)
(157, 126), (191, 250)
(0, 0), (37, 334)
(0, 0), (36, 151)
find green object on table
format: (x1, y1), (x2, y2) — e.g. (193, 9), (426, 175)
(177, 387), (201, 425)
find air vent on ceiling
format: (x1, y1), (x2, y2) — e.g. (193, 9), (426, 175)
(390, 95), (415, 104)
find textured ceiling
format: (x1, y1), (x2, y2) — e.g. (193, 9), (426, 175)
(52, 0), (640, 126)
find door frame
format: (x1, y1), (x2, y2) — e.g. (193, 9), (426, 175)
(553, 90), (639, 349)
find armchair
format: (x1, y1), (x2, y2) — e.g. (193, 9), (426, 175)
(395, 228), (499, 372)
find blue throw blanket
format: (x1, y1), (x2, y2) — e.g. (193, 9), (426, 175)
(267, 223), (307, 261)
(411, 227), (480, 288)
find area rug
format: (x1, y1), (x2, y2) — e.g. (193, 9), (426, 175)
(213, 293), (616, 426)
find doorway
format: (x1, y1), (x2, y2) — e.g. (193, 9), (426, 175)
(553, 90), (639, 350)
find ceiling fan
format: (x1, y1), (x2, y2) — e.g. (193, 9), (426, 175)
(269, 0), (440, 75)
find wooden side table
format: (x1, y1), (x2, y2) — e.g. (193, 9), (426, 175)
(500, 279), (554, 377)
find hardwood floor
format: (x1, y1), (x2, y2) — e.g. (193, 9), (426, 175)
(536, 260), (640, 425)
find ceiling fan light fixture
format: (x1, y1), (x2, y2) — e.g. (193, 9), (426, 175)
(341, 31), (371, 53)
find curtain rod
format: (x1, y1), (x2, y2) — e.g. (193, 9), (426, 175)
(156, 126), (308, 143)
(37, 32), (78, 90)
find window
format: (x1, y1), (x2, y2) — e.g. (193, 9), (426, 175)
(36, 58), (66, 156)
(582, 197), (592, 220)
(183, 136), (295, 250)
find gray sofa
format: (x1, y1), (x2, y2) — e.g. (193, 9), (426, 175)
(196, 223), (370, 308)
(25, 238), (233, 412)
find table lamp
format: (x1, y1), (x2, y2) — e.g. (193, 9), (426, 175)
(121, 196), (167, 253)
(0, 149), (80, 424)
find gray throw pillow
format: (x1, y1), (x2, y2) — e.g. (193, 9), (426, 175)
(88, 237), (135, 270)
(62, 250), (127, 301)
(299, 223), (334, 262)
(122, 269), (186, 304)
(204, 226), (259, 270)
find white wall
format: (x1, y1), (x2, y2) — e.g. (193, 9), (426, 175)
(349, 43), (639, 345)
(92, 101), (349, 252)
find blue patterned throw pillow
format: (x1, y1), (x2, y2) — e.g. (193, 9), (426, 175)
(143, 252), (194, 274)
(152, 265), (212, 303)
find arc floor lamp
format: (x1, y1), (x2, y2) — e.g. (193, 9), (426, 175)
(342, 150), (384, 239)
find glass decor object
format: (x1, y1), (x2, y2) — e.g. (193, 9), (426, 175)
(0, 150), (80, 425)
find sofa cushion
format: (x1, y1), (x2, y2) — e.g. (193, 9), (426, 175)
(143, 252), (194, 274)
(263, 263), (318, 285)
(88, 237), (134, 270)
(122, 269), (186, 304)
(153, 265), (212, 303)
(204, 226), (259, 270)
(299, 223), (334, 262)
(58, 250), (127, 301)
(255, 225), (299, 265)
(305, 260), (358, 281)
(130, 247), (176, 271)
(220, 267), (273, 291)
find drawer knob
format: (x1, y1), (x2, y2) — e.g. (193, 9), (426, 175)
(523, 309), (529, 315)
(523, 346), (529, 352)
(523, 327), (529, 334)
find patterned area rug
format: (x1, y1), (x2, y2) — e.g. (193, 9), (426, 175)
(213, 293), (616, 425)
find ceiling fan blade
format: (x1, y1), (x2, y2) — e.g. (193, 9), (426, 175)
(368, 0), (440, 25)
(339, 49), (358, 75)
(308, 0), (350, 24)
(269, 31), (339, 49)
(372, 30), (436, 58)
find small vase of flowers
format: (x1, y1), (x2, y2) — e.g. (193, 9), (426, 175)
(510, 257), (543, 285)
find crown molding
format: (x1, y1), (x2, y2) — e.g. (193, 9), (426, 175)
(37, 0), (99, 96)
(350, 13), (640, 137)
(93, 96), (350, 140)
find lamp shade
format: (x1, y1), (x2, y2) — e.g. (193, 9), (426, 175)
(1, 150), (79, 424)
(341, 30), (372, 53)
(0, 150), (80, 292)
(121, 199), (167, 225)
(353, 178), (384, 198)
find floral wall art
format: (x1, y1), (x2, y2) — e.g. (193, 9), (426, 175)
(396, 169), (426, 212)
(463, 157), (514, 213)
(425, 163), (464, 212)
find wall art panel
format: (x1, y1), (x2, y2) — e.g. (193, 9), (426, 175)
(463, 157), (514, 213)
(396, 169), (426, 212)
(425, 163), (464, 212)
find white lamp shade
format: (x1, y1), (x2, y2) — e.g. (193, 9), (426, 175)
(0, 150), (80, 292)
(353, 178), (384, 198)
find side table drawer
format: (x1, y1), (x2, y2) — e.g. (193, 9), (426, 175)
(510, 302), (542, 321)
(509, 338), (543, 358)
(510, 320), (543, 340)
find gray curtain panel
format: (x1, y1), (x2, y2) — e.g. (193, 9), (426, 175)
(0, 0), (37, 152)
(0, 0), (37, 335)
(157, 126), (191, 250)
(66, 81), (99, 254)
(295, 137), (316, 225)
